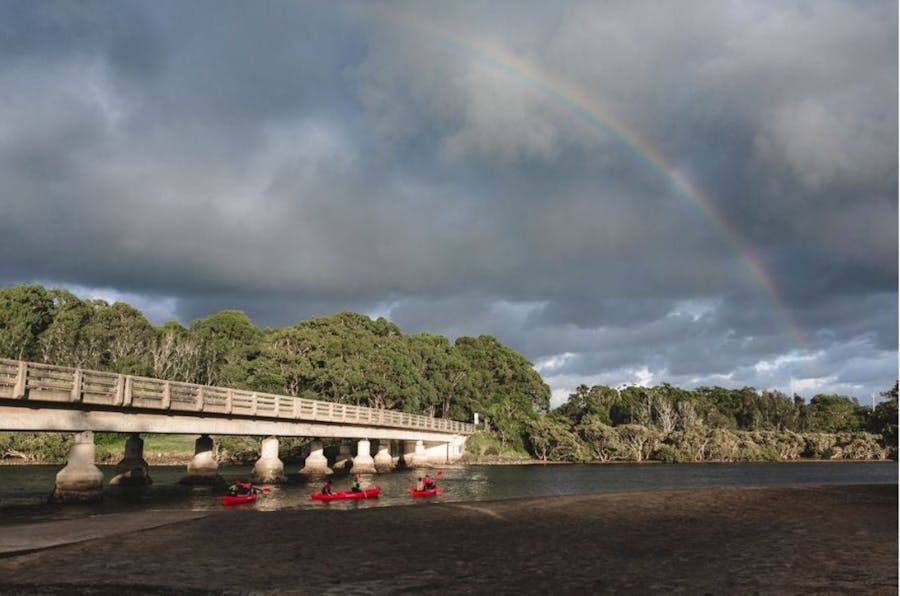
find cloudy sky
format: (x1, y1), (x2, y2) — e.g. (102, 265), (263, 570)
(1, 1), (896, 406)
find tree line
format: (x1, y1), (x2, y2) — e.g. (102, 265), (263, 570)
(527, 382), (897, 463)
(0, 284), (548, 455)
(0, 284), (896, 462)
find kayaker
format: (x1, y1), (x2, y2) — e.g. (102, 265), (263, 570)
(415, 477), (425, 491)
(321, 480), (333, 495)
(350, 476), (362, 492)
(423, 474), (436, 490)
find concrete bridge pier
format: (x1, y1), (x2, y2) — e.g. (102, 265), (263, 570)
(50, 431), (104, 503)
(252, 436), (285, 483)
(351, 439), (376, 474)
(373, 440), (393, 473)
(299, 440), (332, 477)
(332, 442), (352, 471)
(180, 434), (224, 486)
(110, 433), (152, 486)
(402, 440), (428, 469)
(390, 440), (402, 468)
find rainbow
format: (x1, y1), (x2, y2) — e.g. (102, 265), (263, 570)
(392, 13), (808, 348)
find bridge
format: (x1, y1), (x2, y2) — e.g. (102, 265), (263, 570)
(0, 358), (476, 502)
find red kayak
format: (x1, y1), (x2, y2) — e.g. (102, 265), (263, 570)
(221, 493), (258, 506)
(310, 487), (381, 501)
(408, 486), (443, 497)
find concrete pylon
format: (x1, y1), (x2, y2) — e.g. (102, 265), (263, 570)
(179, 434), (224, 486)
(333, 442), (352, 471)
(390, 440), (402, 468)
(403, 440), (428, 468)
(252, 436), (285, 483)
(110, 433), (152, 486)
(299, 440), (332, 477)
(351, 439), (376, 474)
(373, 440), (393, 473)
(50, 431), (104, 503)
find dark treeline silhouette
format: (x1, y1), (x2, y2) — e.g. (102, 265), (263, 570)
(1, 284), (896, 462)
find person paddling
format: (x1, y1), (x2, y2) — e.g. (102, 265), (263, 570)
(350, 475), (362, 492)
(229, 480), (251, 496)
(321, 480), (333, 495)
(423, 474), (436, 490)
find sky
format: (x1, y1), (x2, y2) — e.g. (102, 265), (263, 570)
(0, 1), (896, 408)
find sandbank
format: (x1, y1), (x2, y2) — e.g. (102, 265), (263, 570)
(0, 484), (895, 594)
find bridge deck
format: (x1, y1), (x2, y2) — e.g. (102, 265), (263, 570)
(0, 359), (475, 439)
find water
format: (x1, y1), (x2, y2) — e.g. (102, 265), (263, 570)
(0, 461), (895, 525)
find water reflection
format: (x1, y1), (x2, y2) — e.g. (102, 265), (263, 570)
(0, 461), (895, 524)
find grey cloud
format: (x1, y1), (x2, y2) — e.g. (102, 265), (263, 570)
(0, 0), (894, 404)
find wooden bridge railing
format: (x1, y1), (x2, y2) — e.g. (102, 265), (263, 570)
(0, 358), (476, 435)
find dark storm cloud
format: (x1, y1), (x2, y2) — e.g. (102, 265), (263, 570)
(1, 0), (895, 403)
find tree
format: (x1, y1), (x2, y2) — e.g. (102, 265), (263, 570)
(407, 333), (473, 419)
(151, 321), (205, 382)
(616, 424), (660, 462)
(0, 284), (55, 360)
(253, 312), (435, 412)
(456, 335), (550, 450)
(38, 290), (95, 366)
(84, 302), (155, 375)
(611, 386), (653, 426)
(576, 415), (624, 461)
(806, 394), (866, 433)
(758, 390), (801, 431)
(867, 382), (898, 458)
(190, 310), (262, 386)
(555, 385), (615, 427)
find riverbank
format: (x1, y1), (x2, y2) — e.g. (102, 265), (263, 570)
(0, 484), (895, 594)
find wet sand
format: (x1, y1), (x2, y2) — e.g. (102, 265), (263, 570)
(0, 484), (895, 595)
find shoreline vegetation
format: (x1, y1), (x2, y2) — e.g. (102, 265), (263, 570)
(1, 284), (898, 466)
(0, 428), (893, 466)
(0, 484), (895, 594)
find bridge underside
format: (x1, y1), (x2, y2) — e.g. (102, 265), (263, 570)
(0, 403), (464, 444)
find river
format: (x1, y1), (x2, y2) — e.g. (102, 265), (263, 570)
(0, 461), (895, 525)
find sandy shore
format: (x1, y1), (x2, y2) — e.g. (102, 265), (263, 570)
(0, 484), (895, 595)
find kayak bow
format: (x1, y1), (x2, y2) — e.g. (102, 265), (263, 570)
(310, 487), (381, 501)
(221, 493), (258, 506)
(408, 487), (443, 497)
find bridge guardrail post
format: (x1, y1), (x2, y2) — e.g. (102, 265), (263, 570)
(114, 374), (125, 406)
(197, 386), (204, 411)
(71, 369), (83, 402)
(226, 389), (233, 414)
(13, 360), (27, 399)
(251, 393), (258, 416)
(162, 381), (171, 409)
(123, 376), (133, 406)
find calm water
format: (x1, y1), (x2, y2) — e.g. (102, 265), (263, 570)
(0, 461), (895, 525)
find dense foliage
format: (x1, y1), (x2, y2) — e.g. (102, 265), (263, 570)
(0, 284), (895, 463)
(531, 383), (897, 462)
(0, 284), (548, 458)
